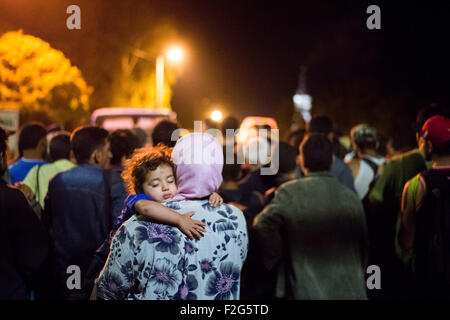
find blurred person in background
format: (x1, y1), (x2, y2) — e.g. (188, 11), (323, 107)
(332, 127), (350, 160)
(131, 127), (148, 147)
(287, 128), (307, 178)
(151, 119), (180, 148)
(1, 127), (14, 184)
(202, 118), (222, 141)
(376, 133), (388, 159)
(367, 103), (450, 299)
(306, 115), (355, 192)
(9, 123), (47, 184)
(346, 124), (386, 200)
(21, 132), (74, 214)
(0, 126), (48, 300)
(264, 141), (298, 204)
(42, 126), (125, 300)
(220, 149), (264, 225)
(45, 124), (63, 159)
(385, 133), (417, 159)
(397, 115), (450, 299)
(107, 129), (141, 233)
(238, 135), (276, 197)
(287, 128), (306, 153)
(221, 116), (240, 154)
(109, 129), (141, 170)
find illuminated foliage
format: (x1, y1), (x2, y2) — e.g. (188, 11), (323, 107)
(0, 30), (92, 126)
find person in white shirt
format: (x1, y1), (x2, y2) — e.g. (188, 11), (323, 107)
(345, 124), (386, 199)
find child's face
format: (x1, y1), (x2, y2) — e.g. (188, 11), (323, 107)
(142, 164), (178, 202)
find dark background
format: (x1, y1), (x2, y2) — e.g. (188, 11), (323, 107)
(1, 0), (449, 137)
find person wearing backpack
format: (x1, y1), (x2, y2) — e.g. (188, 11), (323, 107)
(345, 124), (388, 299)
(398, 115), (450, 299)
(346, 124), (386, 200)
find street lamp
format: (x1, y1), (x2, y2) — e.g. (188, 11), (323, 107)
(210, 110), (223, 122)
(155, 45), (185, 109)
(166, 46), (184, 63)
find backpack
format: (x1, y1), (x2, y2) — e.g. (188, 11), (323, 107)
(413, 169), (450, 298)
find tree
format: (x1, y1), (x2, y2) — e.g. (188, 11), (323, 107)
(0, 30), (92, 128)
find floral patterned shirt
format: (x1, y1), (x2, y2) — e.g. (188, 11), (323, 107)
(97, 200), (248, 300)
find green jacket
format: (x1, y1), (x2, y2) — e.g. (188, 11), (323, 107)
(254, 171), (368, 300)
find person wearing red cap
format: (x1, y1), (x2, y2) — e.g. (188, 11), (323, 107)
(397, 115), (450, 299)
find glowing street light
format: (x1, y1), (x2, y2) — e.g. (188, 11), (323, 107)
(166, 46), (184, 63)
(210, 110), (223, 122)
(155, 45), (185, 108)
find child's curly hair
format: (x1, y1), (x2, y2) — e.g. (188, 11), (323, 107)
(121, 145), (175, 194)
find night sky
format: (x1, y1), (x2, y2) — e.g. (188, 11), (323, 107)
(1, 0), (449, 137)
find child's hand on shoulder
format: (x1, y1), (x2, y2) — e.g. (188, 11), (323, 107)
(177, 211), (206, 240)
(209, 192), (223, 208)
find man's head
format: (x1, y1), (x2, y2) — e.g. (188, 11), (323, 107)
(415, 103), (450, 143)
(307, 115), (333, 141)
(18, 122), (47, 158)
(418, 115), (450, 161)
(71, 126), (111, 168)
(122, 146), (177, 202)
(49, 132), (71, 162)
(350, 124), (378, 154)
(299, 133), (333, 174)
(152, 120), (179, 148)
(108, 129), (141, 168)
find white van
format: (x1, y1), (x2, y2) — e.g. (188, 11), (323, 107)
(90, 107), (177, 132)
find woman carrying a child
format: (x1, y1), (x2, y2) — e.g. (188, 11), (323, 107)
(94, 133), (248, 300)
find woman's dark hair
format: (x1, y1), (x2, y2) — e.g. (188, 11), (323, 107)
(49, 132), (71, 161)
(300, 133), (333, 172)
(108, 129), (141, 166)
(18, 122), (47, 157)
(71, 126), (109, 165)
(122, 145), (175, 194)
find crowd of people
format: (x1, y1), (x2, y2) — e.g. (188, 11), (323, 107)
(0, 103), (449, 300)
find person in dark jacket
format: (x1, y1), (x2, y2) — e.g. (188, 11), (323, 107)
(0, 126), (48, 300)
(43, 126), (126, 300)
(304, 115), (355, 192)
(254, 134), (368, 299)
